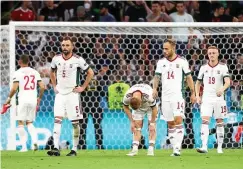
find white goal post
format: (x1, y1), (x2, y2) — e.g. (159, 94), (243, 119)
(1, 22), (243, 150)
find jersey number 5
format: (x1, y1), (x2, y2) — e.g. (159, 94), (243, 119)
(24, 75), (35, 90)
(167, 71), (174, 79)
(62, 70), (66, 78)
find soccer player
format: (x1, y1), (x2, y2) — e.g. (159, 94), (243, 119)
(123, 84), (158, 156)
(2, 54), (45, 152)
(47, 37), (94, 156)
(196, 46), (230, 154)
(153, 39), (196, 156)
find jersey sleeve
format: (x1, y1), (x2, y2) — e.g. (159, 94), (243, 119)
(78, 57), (89, 71)
(155, 60), (162, 76)
(182, 59), (191, 75)
(197, 66), (204, 81)
(222, 65), (230, 78)
(51, 57), (57, 69)
(12, 72), (20, 82)
(122, 91), (131, 106)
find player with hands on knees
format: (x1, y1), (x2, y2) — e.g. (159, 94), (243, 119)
(123, 84), (158, 156)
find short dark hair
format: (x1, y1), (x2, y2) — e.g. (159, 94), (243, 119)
(152, 1), (160, 5)
(61, 36), (74, 44)
(20, 54), (29, 64)
(214, 3), (224, 11)
(176, 2), (184, 6)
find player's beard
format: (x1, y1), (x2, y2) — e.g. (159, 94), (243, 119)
(62, 50), (70, 56)
(167, 51), (173, 59)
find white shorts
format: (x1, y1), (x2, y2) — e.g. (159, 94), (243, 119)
(132, 106), (158, 121)
(201, 100), (227, 119)
(54, 92), (83, 120)
(161, 99), (185, 121)
(16, 102), (37, 121)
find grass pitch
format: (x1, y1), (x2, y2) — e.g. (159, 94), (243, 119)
(1, 149), (243, 169)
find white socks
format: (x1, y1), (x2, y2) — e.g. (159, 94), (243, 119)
(53, 122), (62, 149)
(132, 141), (139, 151)
(17, 125), (27, 150)
(72, 123), (80, 151)
(27, 123), (37, 145)
(168, 128), (176, 148)
(201, 120), (209, 150)
(175, 124), (184, 150)
(216, 123), (224, 149)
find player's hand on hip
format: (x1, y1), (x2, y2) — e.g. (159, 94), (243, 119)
(73, 86), (85, 93)
(216, 88), (224, 97)
(190, 94), (196, 104)
(152, 89), (158, 99)
(54, 87), (59, 94)
(196, 96), (202, 104)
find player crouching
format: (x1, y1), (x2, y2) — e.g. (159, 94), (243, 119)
(123, 84), (158, 156)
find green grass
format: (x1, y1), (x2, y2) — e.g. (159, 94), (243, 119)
(1, 149), (243, 169)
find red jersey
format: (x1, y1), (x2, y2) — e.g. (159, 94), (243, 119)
(11, 7), (35, 21)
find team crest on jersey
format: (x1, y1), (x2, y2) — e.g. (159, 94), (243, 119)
(176, 64), (179, 68)
(70, 64), (73, 68)
(58, 63), (61, 66)
(163, 65), (166, 67)
(205, 70), (208, 73)
(217, 70), (220, 74)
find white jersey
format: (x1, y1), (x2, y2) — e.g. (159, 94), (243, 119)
(197, 62), (230, 101)
(12, 67), (42, 103)
(123, 84), (156, 111)
(155, 56), (191, 101)
(51, 54), (89, 94)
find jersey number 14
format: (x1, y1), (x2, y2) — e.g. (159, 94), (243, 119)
(167, 71), (175, 79)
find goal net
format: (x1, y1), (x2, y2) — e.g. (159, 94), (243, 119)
(1, 22), (243, 150)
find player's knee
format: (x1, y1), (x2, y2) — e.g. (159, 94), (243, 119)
(202, 117), (210, 125)
(174, 116), (183, 125)
(216, 118), (223, 123)
(26, 121), (33, 125)
(216, 120), (224, 127)
(18, 120), (25, 126)
(54, 117), (62, 124)
(167, 121), (175, 128)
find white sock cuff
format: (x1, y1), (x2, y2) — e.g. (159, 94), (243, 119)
(18, 125), (24, 128)
(217, 122), (224, 127)
(168, 128), (176, 133)
(54, 117), (62, 123)
(53, 123), (61, 133)
(149, 140), (155, 144)
(202, 119), (209, 125)
(133, 141), (139, 145)
(175, 124), (183, 129)
(136, 128), (141, 131)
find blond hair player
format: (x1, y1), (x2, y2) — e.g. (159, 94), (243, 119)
(196, 46), (230, 154)
(123, 84), (158, 156)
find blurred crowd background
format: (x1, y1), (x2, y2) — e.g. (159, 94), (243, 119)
(1, 0), (243, 23)
(1, 0), (243, 110)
